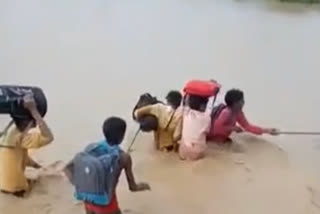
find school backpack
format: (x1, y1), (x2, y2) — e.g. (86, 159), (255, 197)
(132, 93), (162, 132)
(68, 142), (120, 205)
(0, 85), (47, 119)
(209, 104), (227, 134)
(211, 104), (226, 121)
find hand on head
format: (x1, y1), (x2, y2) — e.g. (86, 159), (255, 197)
(23, 94), (37, 112)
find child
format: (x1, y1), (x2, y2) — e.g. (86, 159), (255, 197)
(207, 89), (278, 143)
(179, 95), (211, 161)
(0, 95), (54, 197)
(65, 117), (150, 214)
(134, 91), (183, 152)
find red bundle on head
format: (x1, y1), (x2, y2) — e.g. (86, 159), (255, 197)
(183, 80), (220, 97)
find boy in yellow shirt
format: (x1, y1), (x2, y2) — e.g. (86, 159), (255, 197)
(0, 95), (54, 197)
(135, 91), (182, 152)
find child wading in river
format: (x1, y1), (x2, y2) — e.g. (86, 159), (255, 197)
(179, 95), (211, 161)
(135, 91), (183, 152)
(207, 89), (278, 143)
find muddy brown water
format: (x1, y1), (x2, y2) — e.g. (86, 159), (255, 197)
(0, 0), (319, 213)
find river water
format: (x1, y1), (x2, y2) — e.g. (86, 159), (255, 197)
(0, 0), (320, 213)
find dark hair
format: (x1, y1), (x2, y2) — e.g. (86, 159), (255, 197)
(103, 117), (127, 145)
(11, 116), (33, 132)
(166, 91), (182, 109)
(224, 89), (244, 107)
(188, 95), (209, 111)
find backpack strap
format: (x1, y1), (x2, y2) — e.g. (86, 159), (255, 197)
(210, 104), (226, 121)
(164, 109), (176, 131)
(209, 104), (227, 135)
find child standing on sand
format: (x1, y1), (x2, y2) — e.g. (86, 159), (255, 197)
(65, 117), (150, 214)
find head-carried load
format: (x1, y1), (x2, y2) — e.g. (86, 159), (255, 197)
(0, 85), (47, 119)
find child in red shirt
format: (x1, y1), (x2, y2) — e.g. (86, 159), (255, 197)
(207, 89), (278, 143)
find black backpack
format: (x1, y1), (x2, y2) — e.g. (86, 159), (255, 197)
(132, 93), (162, 132)
(210, 104), (226, 132)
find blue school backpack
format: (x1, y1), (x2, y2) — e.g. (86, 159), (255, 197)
(68, 141), (120, 206)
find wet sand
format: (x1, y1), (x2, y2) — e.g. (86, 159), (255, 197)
(1, 0), (320, 213)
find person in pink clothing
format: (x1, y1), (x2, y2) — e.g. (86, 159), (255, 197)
(179, 95), (211, 161)
(207, 89), (278, 143)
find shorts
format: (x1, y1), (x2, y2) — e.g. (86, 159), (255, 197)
(85, 194), (120, 214)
